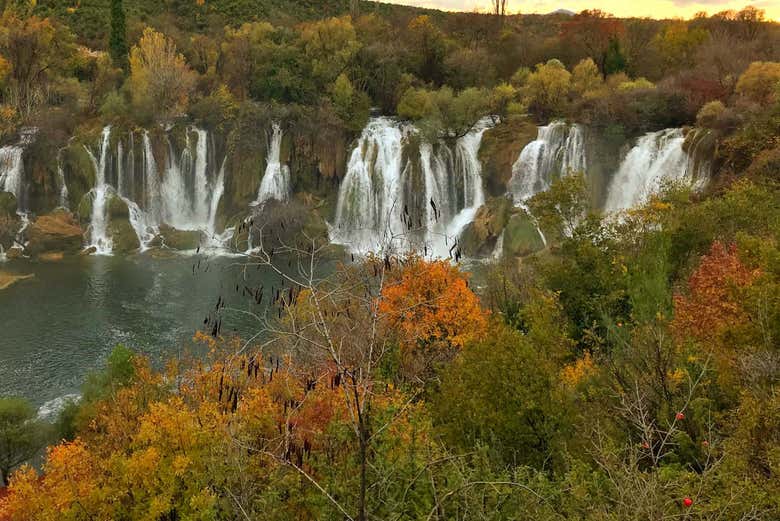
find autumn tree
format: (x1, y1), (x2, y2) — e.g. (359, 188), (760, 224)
(380, 256), (489, 378)
(0, 12), (75, 117)
(128, 27), (196, 121)
(523, 59), (571, 119)
(672, 241), (759, 349)
(571, 57), (603, 96)
(406, 15), (448, 85)
(735, 61), (780, 105)
(561, 10), (625, 76)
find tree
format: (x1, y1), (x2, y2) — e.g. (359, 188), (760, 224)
(735, 61), (780, 105)
(603, 37), (627, 75)
(108, 0), (128, 69)
(432, 322), (570, 469)
(523, 59), (571, 119)
(492, 0), (508, 17)
(0, 12), (75, 117)
(406, 15), (448, 85)
(128, 27), (197, 121)
(571, 57), (603, 96)
(329, 73), (370, 132)
(379, 256), (489, 378)
(299, 16), (360, 86)
(561, 10), (625, 75)
(527, 172), (589, 241)
(0, 397), (47, 486)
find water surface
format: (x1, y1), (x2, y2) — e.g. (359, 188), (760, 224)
(0, 252), (305, 408)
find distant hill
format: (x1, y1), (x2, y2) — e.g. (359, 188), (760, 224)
(549, 8), (575, 16)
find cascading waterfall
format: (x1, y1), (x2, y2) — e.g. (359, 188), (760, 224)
(332, 117), (492, 256)
(255, 123), (291, 204)
(85, 126), (113, 253)
(508, 121), (586, 204)
(56, 149), (69, 208)
(604, 128), (704, 212)
(142, 132), (162, 224)
(81, 126), (227, 252)
(0, 145), (24, 207)
(422, 118), (492, 257)
(332, 118), (405, 252)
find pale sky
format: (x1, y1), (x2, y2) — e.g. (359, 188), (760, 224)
(385, 0), (780, 20)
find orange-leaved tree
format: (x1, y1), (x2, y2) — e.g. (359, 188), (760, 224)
(380, 256), (489, 377)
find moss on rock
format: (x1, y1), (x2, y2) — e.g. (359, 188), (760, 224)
(503, 211), (546, 258)
(158, 224), (204, 251)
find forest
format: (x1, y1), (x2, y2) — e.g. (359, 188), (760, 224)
(0, 0), (779, 519)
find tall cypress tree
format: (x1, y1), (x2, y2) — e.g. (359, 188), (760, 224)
(109, 0), (128, 69)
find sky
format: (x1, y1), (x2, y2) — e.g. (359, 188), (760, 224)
(384, 0), (780, 21)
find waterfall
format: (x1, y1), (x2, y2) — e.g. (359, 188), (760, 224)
(604, 128), (699, 212)
(508, 121), (586, 204)
(142, 132), (162, 224)
(255, 123), (291, 204)
(332, 117), (492, 256)
(332, 117), (406, 253)
(159, 128), (222, 232)
(56, 148), (69, 208)
(0, 145), (24, 208)
(85, 126), (113, 253)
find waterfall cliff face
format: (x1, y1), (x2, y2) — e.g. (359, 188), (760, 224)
(255, 123), (291, 204)
(331, 117), (491, 256)
(604, 128), (709, 212)
(508, 121), (586, 204)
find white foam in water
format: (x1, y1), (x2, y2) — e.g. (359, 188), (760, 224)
(37, 393), (81, 422)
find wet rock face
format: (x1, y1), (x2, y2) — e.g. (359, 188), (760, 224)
(459, 196), (513, 257)
(0, 193), (20, 250)
(156, 224), (204, 251)
(25, 210), (84, 257)
(479, 118), (539, 197)
(246, 198), (328, 252)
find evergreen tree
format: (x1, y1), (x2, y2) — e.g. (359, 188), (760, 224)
(109, 0), (128, 69)
(603, 36), (627, 76)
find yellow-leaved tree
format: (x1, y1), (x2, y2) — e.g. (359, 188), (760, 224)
(128, 28), (196, 121)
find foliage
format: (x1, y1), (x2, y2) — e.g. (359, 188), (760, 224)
(735, 61), (780, 105)
(127, 27), (196, 121)
(108, 0), (127, 68)
(0, 397), (48, 486)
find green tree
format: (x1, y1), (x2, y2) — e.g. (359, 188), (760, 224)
(0, 397), (47, 486)
(603, 37), (627, 76)
(108, 0), (128, 69)
(432, 322), (570, 470)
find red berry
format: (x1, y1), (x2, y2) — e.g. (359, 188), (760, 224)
(675, 412), (685, 421)
(641, 441), (650, 449)
(683, 497), (693, 507)
(702, 440), (709, 447)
